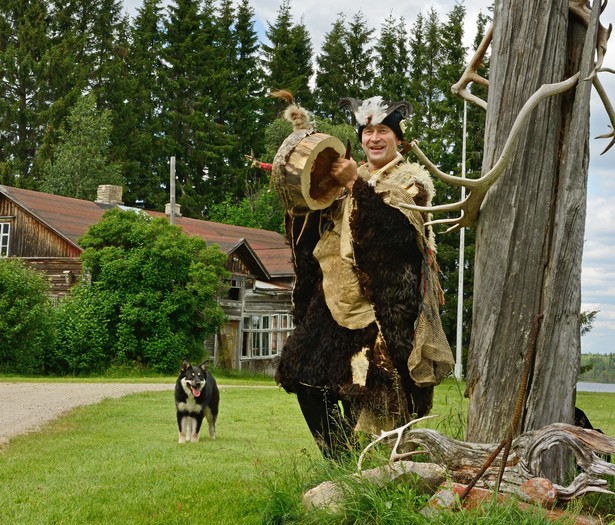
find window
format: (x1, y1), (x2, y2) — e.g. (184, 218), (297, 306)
(242, 314), (294, 359)
(0, 223), (9, 257)
(226, 278), (243, 301)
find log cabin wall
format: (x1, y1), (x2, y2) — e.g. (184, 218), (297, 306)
(21, 257), (83, 302)
(0, 197), (80, 258)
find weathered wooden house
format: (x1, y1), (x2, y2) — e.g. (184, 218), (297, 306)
(0, 184), (295, 375)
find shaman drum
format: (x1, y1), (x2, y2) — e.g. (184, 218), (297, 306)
(271, 129), (346, 214)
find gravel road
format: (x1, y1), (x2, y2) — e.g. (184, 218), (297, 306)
(0, 382), (173, 446)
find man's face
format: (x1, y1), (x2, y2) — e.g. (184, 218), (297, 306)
(361, 124), (401, 170)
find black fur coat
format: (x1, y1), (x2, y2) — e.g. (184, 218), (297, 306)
(275, 164), (452, 424)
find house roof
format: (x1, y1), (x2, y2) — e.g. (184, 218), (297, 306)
(0, 185), (294, 279)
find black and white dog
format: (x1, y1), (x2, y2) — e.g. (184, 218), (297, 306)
(175, 360), (219, 443)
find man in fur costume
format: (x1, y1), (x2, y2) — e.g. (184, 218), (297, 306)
(274, 95), (454, 459)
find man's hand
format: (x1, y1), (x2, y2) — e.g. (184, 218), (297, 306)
(330, 157), (358, 190)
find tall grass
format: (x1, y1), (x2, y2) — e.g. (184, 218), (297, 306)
(0, 378), (613, 524)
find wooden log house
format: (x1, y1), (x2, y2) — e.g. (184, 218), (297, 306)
(0, 184), (295, 376)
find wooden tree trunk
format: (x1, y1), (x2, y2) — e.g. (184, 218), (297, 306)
(465, 0), (593, 480)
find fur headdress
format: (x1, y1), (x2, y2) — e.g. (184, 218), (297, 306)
(339, 96), (411, 141)
(270, 90), (313, 131)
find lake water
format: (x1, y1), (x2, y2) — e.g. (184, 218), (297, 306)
(577, 381), (615, 393)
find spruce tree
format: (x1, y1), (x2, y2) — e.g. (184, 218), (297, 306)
(41, 0), (129, 187)
(223, 0), (270, 200)
(124, 0), (167, 209)
(345, 12), (373, 98)
(161, 0), (217, 217)
(262, 0), (314, 118)
(373, 15), (411, 102)
(314, 14), (351, 120)
(431, 4), (471, 355)
(0, 0), (50, 186)
(40, 0), (90, 171)
(289, 22), (315, 108)
(90, 1), (133, 191)
(407, 12), (426, 138)
(197, 0), (241, 203)
(233, 0), (267, 155)
(404, 6), (481, 354)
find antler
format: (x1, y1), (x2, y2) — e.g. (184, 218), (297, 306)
(400, 74), (581, 232)
(569, 0), (615, 153)
(592, 72), (615, 153)
(569, 0), (612, 71)
(356, 415), (437, 471)
(404, 0), (613, 230)
(451, 24), (492, 111)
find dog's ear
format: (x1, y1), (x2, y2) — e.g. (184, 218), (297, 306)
(199, 361), (210, 373)
(181, 360), (191, 372)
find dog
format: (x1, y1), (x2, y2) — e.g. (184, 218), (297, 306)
(175, 360), (219, 443)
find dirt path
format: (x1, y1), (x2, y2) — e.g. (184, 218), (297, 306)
(0, 382), (173, 445)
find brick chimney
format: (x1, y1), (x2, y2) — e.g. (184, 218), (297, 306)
(95, 185), (123, 205)
(165, 202), (182, 217)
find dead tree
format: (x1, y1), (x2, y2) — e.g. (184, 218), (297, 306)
(403, 0), (613, 480)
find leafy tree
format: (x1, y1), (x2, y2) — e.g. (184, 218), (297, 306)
(0, 258), (55, 374)
(0, 0), (50, 186)
(51, 284), (119, 374)
(51, 209), (228, 374)
(207, 185), (285, 233)
(40, 93), (122, 199)
(579, 353), (615, 383)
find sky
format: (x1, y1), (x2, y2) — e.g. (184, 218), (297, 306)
(122, 0), (615, 355)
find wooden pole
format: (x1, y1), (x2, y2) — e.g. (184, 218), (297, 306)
(169, 156), (176, 225)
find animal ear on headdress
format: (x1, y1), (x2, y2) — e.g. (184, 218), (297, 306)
(338, 97), (362, 114)
(387, 100), (412, 118)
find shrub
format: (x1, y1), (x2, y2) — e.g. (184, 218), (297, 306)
(0, 258), (56, 374)
(51, 209), (228, 374)
(49, 285), (117, 374)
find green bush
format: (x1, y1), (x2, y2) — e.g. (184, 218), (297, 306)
(49, 285), (117, 374)
(0, 258), (56, 374)
(51, 209), (228, 375)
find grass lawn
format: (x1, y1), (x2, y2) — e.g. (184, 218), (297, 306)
(0, 377), (613, 524)
(0, 382), (319, 524)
